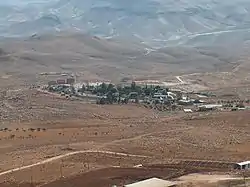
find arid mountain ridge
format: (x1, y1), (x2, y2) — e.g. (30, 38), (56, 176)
(0, 0), (250, 85)
(1, 0), (250, 47)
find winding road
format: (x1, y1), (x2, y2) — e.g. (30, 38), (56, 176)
(0, 126), (194, 177)
(0, 150), (148, 177)
(176, 76), (185, 84)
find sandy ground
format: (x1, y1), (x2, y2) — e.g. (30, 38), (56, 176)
(0, 33), (249, 187)
(0, 89), (249, 186)
(178, 174), (247, 183)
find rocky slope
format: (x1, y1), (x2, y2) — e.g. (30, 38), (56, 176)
(1, 0), (250, 47)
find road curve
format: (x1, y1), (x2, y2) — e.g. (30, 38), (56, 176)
(176, 76), (185, 84)
(0, 150), (149, 177)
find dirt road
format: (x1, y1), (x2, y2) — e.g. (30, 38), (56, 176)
(0, 150), (149, 177)
(104, 126), (194, 146)
(176, 76), (185, 84)
(0, 126), (194, 177)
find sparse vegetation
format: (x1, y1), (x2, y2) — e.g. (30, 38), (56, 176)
(0, 3), (250, 185)
(9, 134), (15, 139)
(0, 48), (7, 56)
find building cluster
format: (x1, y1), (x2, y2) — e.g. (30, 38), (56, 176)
(48, 78), (75, 86)
(44, 79), (248, 113)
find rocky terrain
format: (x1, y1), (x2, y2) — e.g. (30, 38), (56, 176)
(0, 1), (249, 187)
(0, 89), (249, 186)
(1, 1), (250, 86)
(2, 0), (250, 47)
(0, 33), (250, 86)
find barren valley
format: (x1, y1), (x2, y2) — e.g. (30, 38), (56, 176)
(0, 87), (249, 186)
(0, 31), (249, 187)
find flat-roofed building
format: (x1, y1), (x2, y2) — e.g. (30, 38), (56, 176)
(234, 161), (250, 170)
(56, 79), (66, 85)
(66, 78), (75, 85)
(124, 178), (177, 187)
(198, 104), (222, 111)
(48, 80), (57, 86)
(184, 109), (193, 113)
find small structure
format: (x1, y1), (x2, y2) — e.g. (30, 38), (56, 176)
(238, 107), (246, 111)
(129, 92), (139, 99)
(153, 94), (168, 99)
(66, 78), (75, 85)
(178, 99), (193, 106)
(198, 104), (222, 112)
(193, 99), (205, 104)
(124, 178), (177, 187)
(184, 109), (193, 113)
(57, 79), (66, 84)
(48, 80), (57, 86)
(196, 94), (208, 98)
(133, 164), (143, 168)
(234, 161), (250, 170)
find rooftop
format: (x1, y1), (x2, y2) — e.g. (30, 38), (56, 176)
(237, 161), (250, 166)
(124, 178), (177, 187)
(184, 109), (193, 113)
(198, 104), (222, 109)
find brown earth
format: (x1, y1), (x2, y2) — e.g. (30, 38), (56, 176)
(0, 88), (249, 186)
(0, 33), (249, 187)
(0, 34), (250, 90)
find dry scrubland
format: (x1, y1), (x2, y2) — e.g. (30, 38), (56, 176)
(0, 35), (250, 187)
(0, 89), (249, 187)
(1, 34), (250, 86)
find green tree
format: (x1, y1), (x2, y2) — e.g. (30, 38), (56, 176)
(86, 85), (94, 92)
(71, 86), (76, 94)
(118, 95), (121, 104)
(144, 88), (151, 96)
(107, 83), (114, 92)
(143, 85), (154, 96)
(131, 81), (136, 91)
(98, 83), (107, 95)
(135, 86), (142, 95)
(81, 84), (86, 93)
(117, 85), (124, 95)
(106, 91), (114, 104)
(154, 85), (162, 93)
(123, 86), (132, 95)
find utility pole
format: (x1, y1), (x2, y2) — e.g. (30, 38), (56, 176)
(60, 159), (64, 179)
(30, 169), (33, 187)
(242, 171), (247, 187)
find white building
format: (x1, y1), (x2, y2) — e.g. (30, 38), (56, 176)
(124, 178), (177, 187)
(234, 161), (250, 170)
(198, 104), (222, 111)
(184, 109), (193, 113)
